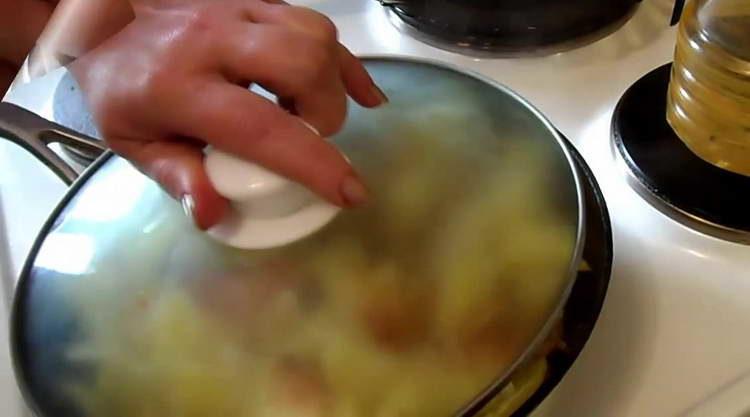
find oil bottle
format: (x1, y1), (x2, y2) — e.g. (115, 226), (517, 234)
(667, 0), (750, 175)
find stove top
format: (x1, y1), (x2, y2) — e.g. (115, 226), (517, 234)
(3, 1), (750, 416)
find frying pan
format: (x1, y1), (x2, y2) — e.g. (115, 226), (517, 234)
(1, 56), (587, 417)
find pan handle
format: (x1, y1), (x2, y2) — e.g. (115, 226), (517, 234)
(0, 102), (106, 185)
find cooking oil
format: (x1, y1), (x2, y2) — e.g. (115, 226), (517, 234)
(666, 0), (750, 175)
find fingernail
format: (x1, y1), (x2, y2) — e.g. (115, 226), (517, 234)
(340, 176), (369, 207)
(181, 194), (197, 227)
(371, 84), (389, 106)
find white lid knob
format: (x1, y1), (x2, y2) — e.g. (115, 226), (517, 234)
(203, 131), (340, 249)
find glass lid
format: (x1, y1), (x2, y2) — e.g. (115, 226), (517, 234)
(12, 58), (582, 417)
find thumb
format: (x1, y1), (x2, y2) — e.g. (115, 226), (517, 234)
(108, 138), (228, 230)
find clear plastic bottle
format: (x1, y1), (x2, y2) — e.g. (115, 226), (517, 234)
(667, 0), (750, 175)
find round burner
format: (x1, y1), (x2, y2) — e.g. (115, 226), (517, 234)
(383, 1), (639, 57)
(612, 63), (750, 244)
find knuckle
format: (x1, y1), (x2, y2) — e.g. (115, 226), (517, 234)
(317, 115), (344, 137)
(224, 98), (275, 144)
(141, 68), (173, 102)
(330, 102), (347, 132)
(181, 5), (220, 36)
(150, 159), (176, 192)
(324, 104), (347, 136)
(311, 94), (347, 136)
(295, 41), (333, 86)
(281, 6), (338, 43)
(311, 14), (338, 42)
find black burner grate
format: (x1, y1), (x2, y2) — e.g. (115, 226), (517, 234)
(383, 0), (639, 56)
(612, 63), (750, 243)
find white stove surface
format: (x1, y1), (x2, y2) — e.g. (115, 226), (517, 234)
(2, 0), (750, 416)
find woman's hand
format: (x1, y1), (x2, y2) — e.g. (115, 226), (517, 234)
(71, 0), (386, 229)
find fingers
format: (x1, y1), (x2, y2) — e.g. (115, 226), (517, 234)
(108, 138), (228, 230)
(239, 2), (387, 109)
(244, 1), (339, 42)
(224, 24), (348, 136)
(179, 83), (369, 208)
(337, 45), (387, 108)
